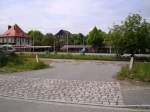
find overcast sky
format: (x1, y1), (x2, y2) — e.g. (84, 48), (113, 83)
(0, 0), (150, 34)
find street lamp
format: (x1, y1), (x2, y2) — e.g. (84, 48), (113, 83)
(67, 33), (69, 53)
(32, 29), (38, 63)
(53, 39), (56, 53)
(32, 30), (35, 52)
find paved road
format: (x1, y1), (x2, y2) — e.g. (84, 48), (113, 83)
(0, 59), (150, 112)
(120, 81), (150, 105)
(0, 97), (149, 112)
(0, 75), (123, 106)
(0, 59), (127, 81)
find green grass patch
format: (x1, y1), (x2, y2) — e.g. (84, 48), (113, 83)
(0, 58), (49, 73)
(46, 54), (126, 61)
(118, 63), (150, 82)
(18, 53), (130, 61)
(18, 52), (150, 62)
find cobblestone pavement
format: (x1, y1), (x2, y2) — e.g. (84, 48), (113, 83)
(0, 75), (123, 106)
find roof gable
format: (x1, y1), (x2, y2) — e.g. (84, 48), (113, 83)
(2, 24), (28, 38)
(55, 29), (71, 37)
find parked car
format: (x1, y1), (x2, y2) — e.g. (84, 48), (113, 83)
(0, 45), (16, 54)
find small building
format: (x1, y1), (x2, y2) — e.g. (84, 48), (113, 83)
(61, 45), (92, 52)
(0, 24), (31, 46)
(55, 30), (72, 50)
(13, 45), (52, 52)
(99, 45), (113, 53)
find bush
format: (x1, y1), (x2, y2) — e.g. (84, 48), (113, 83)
(0, 49), (9, 67)
(0, 51), (49, 73)
(0, 51), (23, 67)
(8, 53), (22, 64)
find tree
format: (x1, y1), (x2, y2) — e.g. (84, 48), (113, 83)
(110, 14), (150, 56)
(42, 33), (55, 46)
(72, 33), (86, 45)
(28, 30), (44, 46)
(110, 14), (150, 70)
(87, 27), (104, 52)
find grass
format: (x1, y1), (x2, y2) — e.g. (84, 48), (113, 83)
(118, 63), (150, 82)
(18, 52), (130, 61)
(17, 52), (150, 62)
(44, 54), (124, 61)
(0, 58), (49, 73)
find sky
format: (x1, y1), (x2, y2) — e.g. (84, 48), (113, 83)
(0, 0), (150, 34)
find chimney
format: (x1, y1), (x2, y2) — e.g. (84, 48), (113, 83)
(8, 25), (11, 30)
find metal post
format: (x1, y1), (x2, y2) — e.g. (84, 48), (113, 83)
(67, 33), (68, 53)
(33, 30), (35, 52)
(53, 40), (55, 52)
(83, 36), (85, 49)
(7, 37), (8, 51)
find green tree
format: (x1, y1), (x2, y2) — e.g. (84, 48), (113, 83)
(87, 27), (104, 52)
(110, 14), (150, 56)
(42, 33), (55, 46)
(28, 30), (44, 46)
(72, 33), (86, 45)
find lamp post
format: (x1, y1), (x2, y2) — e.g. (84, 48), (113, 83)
(32, 29), (38, 63)
(67, 33), (69, 53)
(83, 36), (85, 48)
(32, 30), (35, 52)
(53, 39), (56, 53)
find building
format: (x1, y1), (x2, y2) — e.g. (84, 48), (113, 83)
(55, 30), (72, 44)
(0, 24), (31, 46)
(61, 45), (92, 52)
(55, 30), (72, 50)
(0, 24), (53, 52)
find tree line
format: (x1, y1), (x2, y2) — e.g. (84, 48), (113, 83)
(28, 14), (150, 55)
(28, 27), (107, 52)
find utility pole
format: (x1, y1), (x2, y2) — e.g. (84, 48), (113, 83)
(32, 29), (38, 63)
(67, 33), (69, 53)
(33, 31), (35, 52)
(53, 39), (56, 53)
(83, 36), (85, 48)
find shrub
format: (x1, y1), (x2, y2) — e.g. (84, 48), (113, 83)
(0, 49), (9, 67)
(0, 50), (49, 73)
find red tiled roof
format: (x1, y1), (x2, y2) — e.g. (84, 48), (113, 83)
(2, 24), (28, 38)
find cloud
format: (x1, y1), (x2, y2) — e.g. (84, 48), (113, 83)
(0, 0), (150, 34)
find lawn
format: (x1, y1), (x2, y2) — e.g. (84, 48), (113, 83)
(0, 56), (49, 73)
(118, 63), (150, 82)
(18, 52), (150, 62)
(18, 52), (130, 61)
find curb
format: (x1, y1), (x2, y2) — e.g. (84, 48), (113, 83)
(115, 105), (150, 110)
(0, 95), (150, 110)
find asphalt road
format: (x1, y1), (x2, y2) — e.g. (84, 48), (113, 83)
(0, 59), (150, 112)
(0, 59), (127, 81)
(0, 97), (148, 112)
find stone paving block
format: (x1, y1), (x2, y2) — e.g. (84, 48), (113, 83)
(0, 75), (124, 106)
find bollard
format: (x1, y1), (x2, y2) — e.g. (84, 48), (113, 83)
(36, 54), (39, 63)
(129, 56), (134, 70)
